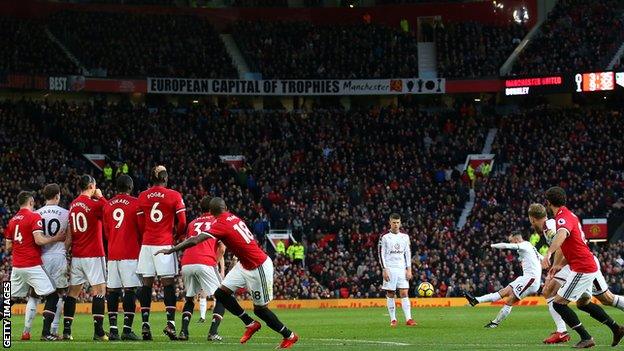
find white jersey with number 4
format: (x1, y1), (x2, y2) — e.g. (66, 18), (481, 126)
(492, 241), (542, 278)
(36, 205), (69, 256)
(378, 232), (411, 270)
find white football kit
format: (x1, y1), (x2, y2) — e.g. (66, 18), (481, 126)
(491, 241), (542, 299)
(378, 231), (411, 290)
(37, 205), (69, 289)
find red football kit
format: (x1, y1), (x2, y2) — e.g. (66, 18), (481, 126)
(69, 194), (106, 258)
(5, 208), (44, 268)
(556, 206), (597, 273)
(205, 212), (267, 270)
(103, 194), (142, 260)
(181, 213), (218, 267)
(137, 185), (186, 245)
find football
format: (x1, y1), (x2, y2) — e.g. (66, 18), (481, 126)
(417, 282), (435, 297)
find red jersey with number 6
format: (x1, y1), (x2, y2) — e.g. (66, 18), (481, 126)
(137, 185), (186, 246)
(555, 206), (597, 273)
(181, 213), (218, 267)
(4, 208), (44, 268)
(205, 212), (267, 270)
(69, 195), (106, 258)
(103, 194), (142, 260)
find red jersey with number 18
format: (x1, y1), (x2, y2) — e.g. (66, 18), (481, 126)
(103, 194), (142, 260)
(181, 214), (218, 267)
(205, 212), (267, 270)
(69, 195), (106, 258)
(555, 206), (597, 273)
(4, 208), (44, 268)
(137, 185), (186, 246)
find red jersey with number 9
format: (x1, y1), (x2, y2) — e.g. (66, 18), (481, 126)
(103, 194), (142, 260)
(205, 212), (267, 270)
(181, 213), (218, 266)
(555, 206), (597, 273)
(137, 185), (186, 245)
(69, 195), (106, 258)
(5, 208), (44, 268)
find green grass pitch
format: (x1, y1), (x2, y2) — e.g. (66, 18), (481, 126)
(7, 306), (622, 350)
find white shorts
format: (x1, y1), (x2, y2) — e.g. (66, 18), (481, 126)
(558, 270), (597, 302)
(11, 265), (55, 298)
(108, 260), (142, 289)
(70, 257), (106, 286)
(137, 245), (178, 278)
(182, 264), (221, 297)
(382, 268), (409, 290)
(509, 275), (540, 299)
(555, 258), (608, 296)
(42, 254), (68, 289)
(222, 258), (273, 306)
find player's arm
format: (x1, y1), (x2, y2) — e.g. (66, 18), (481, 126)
(404, 237), (412, 280)
(490, 243), (520, 250)
(217, 241), (226, 277)
(155, 232), (214, 255)
(34, 229), (65, 246)
(174, 195), (187, 240)
(4, 223), (13, 252)
(378, 235), (389, 281)
(542, 228), (568, 269)
(5, 239), (11, 252)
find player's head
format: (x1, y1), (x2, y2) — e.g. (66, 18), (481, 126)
(208, 197), (227, 216)
(151, 165), (168, 186)
(508, 232), (523, 243)
(116, 174), (134, 194)
(200, 196), (211, 213)
(42, 183), (61, 204)
(389, 213), (401, 233)
(79, 174), (96, 195)
(527, 203), (547, 232)
(545, 186), (566, 209)
(17, 190), (35, 209)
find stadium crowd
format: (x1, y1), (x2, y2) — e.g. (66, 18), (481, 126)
(512, 0), (624, 75)
(1, 100), (624, 301)
(232, 21), (419, 79)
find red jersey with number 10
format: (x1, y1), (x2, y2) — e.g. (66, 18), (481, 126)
(205, 212), (267, 270)
(181, 213), (218, 267)
(556, 206), (597, 273)
(137, 185), (186, 246)
(103, 194), (142, 260)
(4, 208), (44, 268)
(69, 195), (106, 258)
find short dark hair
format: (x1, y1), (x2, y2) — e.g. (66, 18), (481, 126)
(79, 174), (95, 190)
(209, 197), (227, 216)
(17, 191), (34, 206)
(389, 213), (401, 220)
(151, 165), (168, 185)
(200, 196), (211, 213)
(116, 174), (134, 193)
(42, 183), (60, 200)
(545, 186), (567, 207)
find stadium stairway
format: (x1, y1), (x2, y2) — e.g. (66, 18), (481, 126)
(418, 42), (437, 79)
(607, 41), (624, 70)
(455, 128), (497, 230)
(221, 34), (251, 79)
(44, 26), (90, 76)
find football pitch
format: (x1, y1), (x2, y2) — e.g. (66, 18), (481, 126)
(7, 306), (622, 350)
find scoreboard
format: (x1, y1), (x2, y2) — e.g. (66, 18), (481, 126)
(504, 71), (624, 96)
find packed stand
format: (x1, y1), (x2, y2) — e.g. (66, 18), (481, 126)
(512, 0), (624, 75)
(0, 17), (78, 75)
(49, 11), (237, 78)
(436, 21), (526, 78)
(232, 21), (419, 79)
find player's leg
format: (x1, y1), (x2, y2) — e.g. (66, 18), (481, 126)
(209, 297), (226, 341)
(179, 265), (198, 340)
(486, 294), (518, 328)
(542, 277), (569, 343)
(23, 288), (39, 339)
(198, 290), (208, 322)
(204, 265), (224, 341)
(43, 254), (69, 336)
(85, 257), (108, 340)
(592, 268), (624, 312)
(51, 288), (66, 336)
(577, 294), (624, 346)
(119, 259), (141, 340)
(63, 257), (87, 340)
(552, 272), (596, 348)
(136, 245), (157, 340)
(107, 260), (122, 340)
(153, 245), (179, 340)
(398, 288), (414, 325)
(382, 268), (398, 324)
(26, 266), (60, 340)
(249, 259), (297, 349)
(12, 268), (33, 340)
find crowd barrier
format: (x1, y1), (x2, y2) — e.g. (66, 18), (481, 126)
(11, 297), (556, 315)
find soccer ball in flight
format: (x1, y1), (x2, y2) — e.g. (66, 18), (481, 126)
(417, 282), (434, 297)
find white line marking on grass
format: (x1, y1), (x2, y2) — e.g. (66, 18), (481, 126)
(254, 336), (412, 346)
